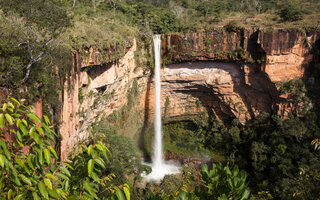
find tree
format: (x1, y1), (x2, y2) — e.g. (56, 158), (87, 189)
(0, 0), (71, 83)
(0, 98), (130, 199)
(279, 0), (305, 22)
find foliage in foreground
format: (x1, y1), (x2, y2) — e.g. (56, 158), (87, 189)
(195, 163), (251, 200)
(0, 98), (129, 199)
(142, 163), (253, 200)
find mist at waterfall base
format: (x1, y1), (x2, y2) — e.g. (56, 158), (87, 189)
(143, 35), (180, 182)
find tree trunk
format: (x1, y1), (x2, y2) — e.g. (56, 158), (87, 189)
(21, 62), (32, 84)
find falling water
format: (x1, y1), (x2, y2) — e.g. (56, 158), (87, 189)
(153, 34), (163, 168)
(144, 35), (179, 182)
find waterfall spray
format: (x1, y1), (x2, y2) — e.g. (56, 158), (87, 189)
(144, 35), (179, 182)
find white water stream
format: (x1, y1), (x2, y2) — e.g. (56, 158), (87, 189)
(144, 35), (180, 182)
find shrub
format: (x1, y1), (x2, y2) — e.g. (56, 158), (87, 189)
(279, 0), (305, 22)
(224, 20), (241, 32)
(195, 163), (252, 200)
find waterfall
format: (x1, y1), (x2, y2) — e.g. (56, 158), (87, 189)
(153, 34), (163, 167)
(144, 35), (179, 182)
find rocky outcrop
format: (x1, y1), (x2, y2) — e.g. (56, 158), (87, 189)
(163, 28), (320, 82)
(146, 62), (277, 124)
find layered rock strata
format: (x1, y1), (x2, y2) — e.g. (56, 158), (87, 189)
(146, 62), (276, 124)
(59, 28), (320, 159)
(163, 28), (320, 82)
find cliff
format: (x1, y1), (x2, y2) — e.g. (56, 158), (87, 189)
(59, 39), (149, 160)
(59, 28), (320, 159)
(163, 28), (319, 82)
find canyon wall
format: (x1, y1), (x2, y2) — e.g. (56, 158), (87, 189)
(59, 39), (149, 160)
(59, 28), (320, 159)
(150, 28), (319, 123)
(162, 28), (319, 82)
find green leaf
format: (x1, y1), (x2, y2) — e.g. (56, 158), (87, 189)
(22, 119), (28, 127)
(38, 181), (49, 199)
(38, 150), (44, 166)
(44, 149), (51, 165)
(0, 155), (4, 168)
(19, 124), (28, 136)
(83, 180), (97, 198)
(94, 158), (105, 168)
(16, 119), (21, 128)
(23, 165), (31, 175)
(88, 145), (93, 156)
(57, 172), (69, 181)
(202, 164), (209, 174)
(32, 192), (41, 200)
(15, 158), (24, 167)
(63, 162), (74, 170)
(178, 190), (187, 200)
(33, 132), (40, 144)
(60, 166), (71, 177)
(29, 126), (35, 136)
(116, 189), (125, 200)
(10, 97), (20, 106)
(37, 127), (44, 135)
(27, 156), (34, 170)
(88, 159), (94, 175)
(91, 172), (100, 182)
(3, 147), (11, 160)
(64, 179), (69, 191)
(7, 189), (13, 199)
(45, 173), (58, 180)
(95, 144), (105, 152)
(48, 189), (60, 199)
(19, 174), (32, 186)
(17, 140), (24, 148)
(46, 134), (55, 142)
(5, 113), (14, 125)
(8, 102), (14, 109)
(16, 131), (22, 142)
(123, 186), (130, 200)
(14, 194), (24, 200)
(27, 113), (41, 124)
(43, 115), (50, 125)
(47, 146), (58, 159)
(241, 189), (250, 200)
(0, 114), (4, 129)
(3, 103), (7, 112)
(44, 178), (52, 190)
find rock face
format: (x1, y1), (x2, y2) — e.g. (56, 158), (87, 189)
(58, 28), (320, 160)
(145, 62), (276, 124)
(59, 39), (148, 160)
(163, 28), (320, 82)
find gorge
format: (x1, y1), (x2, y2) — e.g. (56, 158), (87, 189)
(2, 0), (320, 198)
(59, 28), (320, 160)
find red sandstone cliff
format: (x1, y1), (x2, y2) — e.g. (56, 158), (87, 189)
(58, 28), (320, 160)
(163, 28), (319, 82)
